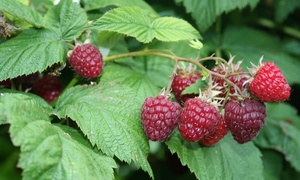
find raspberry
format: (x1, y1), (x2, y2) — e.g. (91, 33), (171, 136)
(171, 69), (202, 104)
(249, 62), (290, 102)
(15, 73), (38, 91)
(141, 95), (181, 141)
(178, 98), (220, 142)
(224, 99), (266, 144)
(0, 79), (11, 88)
(199, 117), (228, 146)
(32, 75), (63, 102)
(69, 44), (103, 78)
(212, 66), (247, 98)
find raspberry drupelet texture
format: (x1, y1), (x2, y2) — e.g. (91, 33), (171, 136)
(178, 98), (221, 142)
(141, 95), (181, 141)
(69, 44), (103, 78)
(224, 99), (266, 144)
(249, 62), (290, 102)
(171, 70), (202, 104)
(199, 117), (228, 146)
(32, 75), (63, 102)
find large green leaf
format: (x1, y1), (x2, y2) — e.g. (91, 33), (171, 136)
(0, 0), (44, 27)
(166, 131), (263, 180)
(0, 28), (66, 81)
(100, 63), (160, 99)
(255, 121), (300, 172)
(274, 0), (300, 22)
(255, 103), (300, 172)
(0, 89), (53, 125)
(92, 6), (201, 43)
(221, 26), (300, 85)
(55, 83), (154, 178)
(43, 0), (88, 41)
(261, 149), (283, 180)
(0, 93), (117, 179)
(176, 0), (259, 32)
(82, 0), (157, 15)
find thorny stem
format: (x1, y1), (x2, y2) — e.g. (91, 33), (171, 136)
(165, 59), (178, 95)
(103, 49), (244, 95)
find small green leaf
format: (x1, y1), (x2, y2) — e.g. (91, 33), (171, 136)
(176, 0), (259, 32)
(166, 131), (263, 180)
(0, 28), (67, 81)
(82, 0), (157, 15)
(0, 0), (44, 27)
(101, 63), (161, 98)
(43, 0), (88, 41)
(92, 6), (201, 43)
(181, 78), (208, 95)
(55, 83), (154, 178)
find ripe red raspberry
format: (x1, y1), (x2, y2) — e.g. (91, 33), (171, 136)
(141, 95), (181, 141)
(249, 62), (290, 102)
(178, 98), (220, 142)
(171, 69), (202, 104)
(212, 66), (247, 98)
(69, 44), (103, 78)
(32, 75), (63, 102)
(224, 99), (266, 144)
(199, 117), (228, 146)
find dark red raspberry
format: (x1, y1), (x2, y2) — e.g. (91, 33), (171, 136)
(199, 117), (228, 146)
(69, 44), (103, 78)
(224, 99), (266, 144)
(14, 73), (38, 91)
(178, 98), (220, 142)
(141, 95), (181, 141)
(249, 62), (290, 102)
(171, 69), (202, 104)
(212, 66), (247, 98)
(0, 79), (11, 88)
(32, 75), (63, 102)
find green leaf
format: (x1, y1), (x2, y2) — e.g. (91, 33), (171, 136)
(265, 103), (300, 129)
(92, 6), (201, 43)
(181, 78), (208, 95)
(176, 0), (259, 32)
(82, 0), (157, 15)
(255, 121), (300, 172)
(0, 93), (117, 179)
(0, 28), (66, 81)
(43, 0), (88, 41)
(166, 131), (263, 180)
(274, 0), (300, 22)
(55, 84), (154, 178)
(261, 149), (283, 180)
(0, 0), (44, 27)
(221, 26), (300, 85)
(101, 63), (161, 99)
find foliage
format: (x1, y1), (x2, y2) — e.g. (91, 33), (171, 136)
(0, 0), (300, 179)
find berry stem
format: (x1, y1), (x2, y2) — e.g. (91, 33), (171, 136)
(64, 75), (81, 91)
(104, 49), (243, 94)
(165, 59), (179, 95)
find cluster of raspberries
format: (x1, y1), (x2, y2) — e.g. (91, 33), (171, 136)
(141, 61), (290, 145)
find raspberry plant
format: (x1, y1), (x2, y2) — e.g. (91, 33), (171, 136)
(1, 0), (300, 179)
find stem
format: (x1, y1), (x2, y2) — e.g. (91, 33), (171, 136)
(103, 49), (243, 94)
(165, 59), (178, 94)
(257, 18), (300, 39)
(64, 75), (81, 91)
